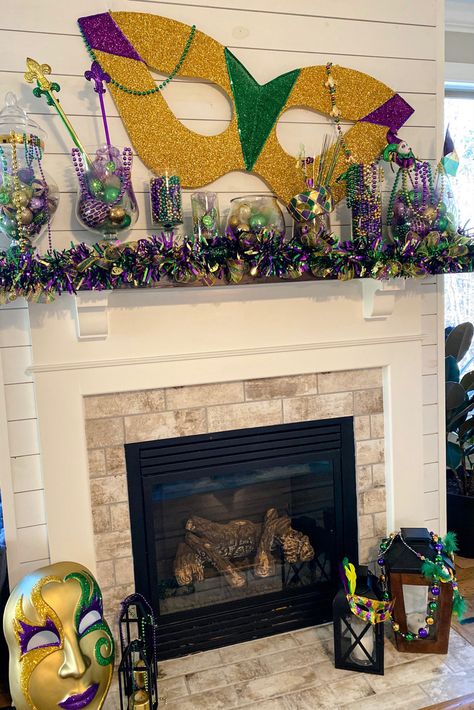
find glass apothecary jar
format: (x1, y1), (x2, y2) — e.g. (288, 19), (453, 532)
(149, 170), (183, 229)
(226, 194), (285, 239)
(191, 191), (220, 239)
(72, 144), (138, 240)
(0, 92), (59, 247)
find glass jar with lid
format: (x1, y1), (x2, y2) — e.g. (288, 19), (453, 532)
(0, 92), (59, 248)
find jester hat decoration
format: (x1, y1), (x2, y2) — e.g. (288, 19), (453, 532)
(3, 561), (114, 710)
(342, 558), (394, 625)
(77, 12), (414, 204)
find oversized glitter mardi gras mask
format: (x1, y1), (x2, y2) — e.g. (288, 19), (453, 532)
(77, 12), (414, 204)
(3, 561), (114, 710)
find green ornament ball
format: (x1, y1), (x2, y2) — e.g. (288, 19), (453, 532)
(121, 213), (132, 229)
(0, 190), (9, 205)
(202, 214), (214, 229)
(249, 213), (267, 232)
(428, 601), (438, 611)
(105, 161), (116, 172)
(103, 185), (120, 204)
(438, 202), (447, 215)
(405, 632), (414, 641)
(89, 178), (104, 197)
(437, 216), (448, 232)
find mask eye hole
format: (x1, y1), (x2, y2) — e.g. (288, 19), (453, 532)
(26, 628), (61, 652)
(150, 70), (232, 136)
(19, 619), (61, 655)
(78, 609), (102, 636)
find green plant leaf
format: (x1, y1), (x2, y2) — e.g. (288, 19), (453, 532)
(446, 381), (466, 411)
(445, 355), (460, 384)
(459, 417), (474, 439)
(461, 371), (474, 393)
(449, 396), (474, 429)
(445, 322), (474, 362)
(447, 441), (463, 470)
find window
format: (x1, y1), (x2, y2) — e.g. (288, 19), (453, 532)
(444, 90), (474, 371)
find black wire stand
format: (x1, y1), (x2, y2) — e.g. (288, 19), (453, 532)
(118, 593), (159, 709)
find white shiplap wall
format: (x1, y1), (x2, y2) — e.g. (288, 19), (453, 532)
(0, 0), (444, 583)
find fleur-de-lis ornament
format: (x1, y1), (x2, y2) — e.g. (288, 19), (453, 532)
(24, 58), (61, 107)
(24, 57), (90, 161)
(84, 61), (112, 148)
(84, 60), (110, 95)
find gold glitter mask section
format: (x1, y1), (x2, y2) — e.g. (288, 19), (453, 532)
(13, 576), (63, 710)
(80, 12), (412, 204)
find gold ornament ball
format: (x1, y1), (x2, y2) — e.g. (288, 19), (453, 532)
(426, 616), (434, 625)
(20, 207), (33, 225)
(236, 222), (250, 234)
(392, 623), (400, 632)
(109, 206), (126, 224)
(238, 203), (251, 221)
(13, 190), (29, 208)
(228, 215), (240, 229)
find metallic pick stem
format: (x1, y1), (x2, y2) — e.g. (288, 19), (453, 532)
(24, 57), (92, 164)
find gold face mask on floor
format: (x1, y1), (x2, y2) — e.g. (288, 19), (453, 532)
(3, 561), (114, 710)
(77, 12), (414, 204)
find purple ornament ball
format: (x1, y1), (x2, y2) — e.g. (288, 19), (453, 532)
(17, 167), (35, 185)
(431, 586), (440, 596)
(435, 543), (443, 552)
(418, 628), (429, 639)
(392, 199), (406, 224)
(377, 558), (385, 566)
(29, 197), (44, 211)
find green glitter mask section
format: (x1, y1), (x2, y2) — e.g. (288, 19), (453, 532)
(65, 571), (115, 667)
(224, 48), (300, 171)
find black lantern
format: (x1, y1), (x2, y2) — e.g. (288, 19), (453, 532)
(333, 565), (385, 675)
(118, 594), (159, 710)
(382, 528), (454, 654)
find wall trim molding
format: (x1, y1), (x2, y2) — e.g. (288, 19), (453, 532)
(29, 333), (424, 374)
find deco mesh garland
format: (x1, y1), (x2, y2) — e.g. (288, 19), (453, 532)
(0, 230), (472, 302)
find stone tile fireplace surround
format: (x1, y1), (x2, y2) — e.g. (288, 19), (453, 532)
(84, 370), (386, 619)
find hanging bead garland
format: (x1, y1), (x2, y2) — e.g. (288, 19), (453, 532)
(324, 63), (356, 165)
(79, 25), (196, 96)
(377, 530), (464, 641)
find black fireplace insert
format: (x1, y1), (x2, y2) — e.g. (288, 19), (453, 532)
(125, 417), (358, 659)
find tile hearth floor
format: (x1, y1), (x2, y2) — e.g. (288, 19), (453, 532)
(105, 624), (474, 709)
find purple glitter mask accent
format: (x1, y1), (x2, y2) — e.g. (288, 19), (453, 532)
(78, 13), (143, 62)
(360, 94), (414, 132)
(18, 616), (61, 655)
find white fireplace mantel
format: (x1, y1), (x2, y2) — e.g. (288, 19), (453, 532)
(72, 279), (409, 341)
(22, 278), (440, 579)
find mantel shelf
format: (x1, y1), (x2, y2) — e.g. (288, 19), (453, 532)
(72, 275), (411, 340)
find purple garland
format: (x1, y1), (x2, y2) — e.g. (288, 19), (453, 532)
(0, 230), (472, 302)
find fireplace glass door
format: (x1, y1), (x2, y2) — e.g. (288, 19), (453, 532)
(126, 418), (357, 658)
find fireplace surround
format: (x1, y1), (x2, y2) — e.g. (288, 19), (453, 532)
(82, 366), (387, 650)
(125, 417), (358, 658)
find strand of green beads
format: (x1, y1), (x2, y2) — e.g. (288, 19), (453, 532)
(387, 166), (401, 225)
(79, 25), (196, 97)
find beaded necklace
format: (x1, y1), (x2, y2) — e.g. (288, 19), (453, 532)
(377, 530), (463, 642)
(324, 62), (356, 165)
(79, 24), (196, 97)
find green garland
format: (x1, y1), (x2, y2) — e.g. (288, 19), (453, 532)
(0, 229), (472, 303)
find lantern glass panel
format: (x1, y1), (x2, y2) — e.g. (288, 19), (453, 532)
(402, 584), (429, 633)
(340, 613), (376, 667)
